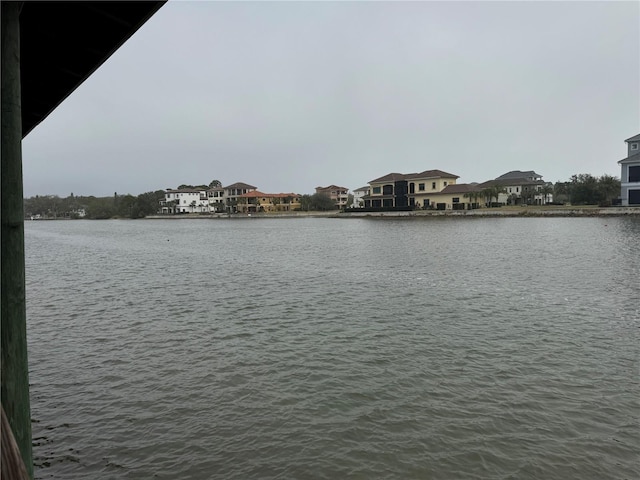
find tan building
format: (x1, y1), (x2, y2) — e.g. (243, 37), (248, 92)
(315, 185), (349, 209)
(363, 169), (460, 208)
(236, 191), (301, 213)
(224, 182), (257, 212)
(414, 183), (483, 210)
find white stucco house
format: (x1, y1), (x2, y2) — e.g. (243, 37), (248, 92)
(618, 133), (640, 206)
(351, 186), (369, 208)
(479, 171), (552, 205)
(160, 189), (209, 214)
(207, 187), (226, 213)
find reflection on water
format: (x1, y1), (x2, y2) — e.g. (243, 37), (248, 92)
(26, 217), (639, 479)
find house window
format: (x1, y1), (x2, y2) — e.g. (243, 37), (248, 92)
(629, 165), (640, 182)
(444, 182), (448, 186)
(409, 183), (415, 194)
(452, 197), (459, 203)
(631, 143), (639, 150)
(516, 187), (520, 193)
(372, 187), (381, 194)
(382, 185), (393, 195)
(432, 182), (436, 189)
(419, 183), (425, 191)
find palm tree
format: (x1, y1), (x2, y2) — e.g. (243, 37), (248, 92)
(480, 187), (493, 207)
(284, 196), (293, 211)
(480, 185), (506, 207)
(521, 186), (535, 205)
(538, 183), (554, 205)
(492, 185), (507, 206)
(166, 199), (179, 214)
(463, 190), (482, 209)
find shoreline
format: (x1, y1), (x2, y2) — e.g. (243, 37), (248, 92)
(27, 207), (640, 221)
(144, 206), (640, 219)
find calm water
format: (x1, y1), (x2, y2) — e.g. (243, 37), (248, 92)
(25, 217), (639, 479)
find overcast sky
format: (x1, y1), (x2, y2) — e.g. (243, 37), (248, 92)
(22, 0), (639, 197)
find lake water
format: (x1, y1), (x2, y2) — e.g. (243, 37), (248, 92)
(25, 217), (639, 479)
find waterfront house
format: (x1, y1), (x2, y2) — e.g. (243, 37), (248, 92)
(315, 185), (350, 209)
(415, 183), (483, 210)
(207, 186), (226, 212)
(224, 182), (257, 213)
(618, 133), (640, 206)
(362, 169), (459, 208)
(478, 171), (549, 205)
(351, 186), (369, 208)
(236, 191), (301, 213)
(160, 188), (209, 214)
(407, 170), (460, 208)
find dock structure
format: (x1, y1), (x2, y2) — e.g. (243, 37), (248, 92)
(1, 3), (165, 477)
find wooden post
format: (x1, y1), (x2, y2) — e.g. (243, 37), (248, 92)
(1, 2), (34, 478)
(1, 405), (30, 480)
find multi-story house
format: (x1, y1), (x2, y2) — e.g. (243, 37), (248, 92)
(160, 188), (209, 214)
(407, 170), (460, 208)
(619, 133), (640, 206)
(315, 185), (349, 209)
(351, 186), (369, 208)
(363, 173), (407, 208)
(224, 182), (257, 213)
(362, 170), (459, 208)
(478, 171), (549, 205)
(236, 191), (302, 213)
(207, 187), (226, 212)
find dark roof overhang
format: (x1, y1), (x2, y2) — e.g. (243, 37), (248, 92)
(20, 1), (167, 138)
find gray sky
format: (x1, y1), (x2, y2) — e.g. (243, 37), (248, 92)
(22, 0), (639, 197)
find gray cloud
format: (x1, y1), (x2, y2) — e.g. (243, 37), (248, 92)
(22, 1), (639, 197)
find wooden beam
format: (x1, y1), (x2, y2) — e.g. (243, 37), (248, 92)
(1, 405), (30, 480)
(1, 2), (33, 478)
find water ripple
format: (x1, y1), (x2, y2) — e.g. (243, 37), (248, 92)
(25, 217), (640, 479)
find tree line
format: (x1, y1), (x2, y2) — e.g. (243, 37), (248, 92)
(22, 190), (341, 219)
(24, 191), (167, 220)
(553, 174), (620, 206)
